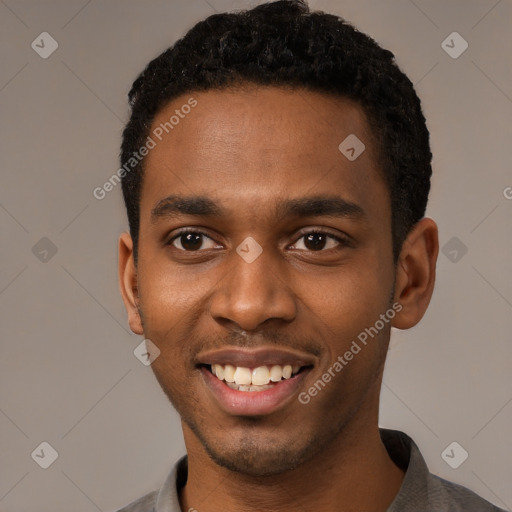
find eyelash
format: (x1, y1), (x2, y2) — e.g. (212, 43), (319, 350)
(166, 228), (351, 252)
(289, 229), (351, 252)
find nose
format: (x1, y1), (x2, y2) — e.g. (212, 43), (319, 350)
(209, 248), (297, 332)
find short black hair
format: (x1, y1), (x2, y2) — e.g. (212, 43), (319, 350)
(121, 0), (432, 263)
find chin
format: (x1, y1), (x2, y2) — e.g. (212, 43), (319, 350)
(206, 444), (310, 476)
(188, 420), (323, 477)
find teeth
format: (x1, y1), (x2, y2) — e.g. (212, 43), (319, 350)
(228, 382), (275, 392)
(252, 366), (270, 386)
(210, 363), (303, 390)
(234, 367), (252, 385)
(224, 364), (236, 383)
(269, 365), (282, 382)
(214, 364), (224, 380)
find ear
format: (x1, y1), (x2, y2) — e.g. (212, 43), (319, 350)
(118, 232), (144, 335)
(392, 217), (439, 329)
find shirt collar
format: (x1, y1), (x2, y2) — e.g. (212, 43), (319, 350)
(380, 429), (431, 511)
(155, 456), (187, 512)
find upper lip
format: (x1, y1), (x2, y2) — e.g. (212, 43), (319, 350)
(196, 346), (317, 368)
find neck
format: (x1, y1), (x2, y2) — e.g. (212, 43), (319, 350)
(179, 412), (404, 512)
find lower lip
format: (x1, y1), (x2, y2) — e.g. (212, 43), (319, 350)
(200, 367), (311, 416)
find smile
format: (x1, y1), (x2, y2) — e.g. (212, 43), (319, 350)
(209, 363), (304, 391)
(196, 346), (316, 415)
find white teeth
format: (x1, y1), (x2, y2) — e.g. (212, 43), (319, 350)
(269, 365), (282, 382)
(214, 364), (224, 380)
(210, 363), (303, 389)
(224, 364), (236, 383)
(252, 366), (270, 386)
(234, 367), (252, 385)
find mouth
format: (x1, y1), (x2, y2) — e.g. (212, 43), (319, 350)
(204, 363), (307, 392)
(196, 347), (315, 416)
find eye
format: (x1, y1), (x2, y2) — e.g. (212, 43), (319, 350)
(169, 231), (220, 251)
(290, 231), (346, 251)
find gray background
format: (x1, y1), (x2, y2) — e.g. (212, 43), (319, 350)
(1, 0), (511, 510)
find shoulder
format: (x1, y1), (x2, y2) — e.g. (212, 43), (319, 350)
(113, 455), (187, 512)
(381, 429), (506, 512)
(114, 490), (158, 512)
(426, 473), (506, 511)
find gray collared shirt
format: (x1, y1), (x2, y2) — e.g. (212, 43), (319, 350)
(115, 429), (506, 512)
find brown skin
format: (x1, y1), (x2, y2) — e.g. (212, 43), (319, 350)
(119, 86), (439, 512)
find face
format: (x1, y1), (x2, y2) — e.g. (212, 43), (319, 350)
(125, 87), (398, 476)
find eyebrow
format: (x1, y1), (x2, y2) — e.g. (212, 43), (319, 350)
(151, 195), (222, 223)
(275, 195), (366, 221)
(150, 194), (366, 223)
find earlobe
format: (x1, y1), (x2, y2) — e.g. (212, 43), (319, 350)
(118, 232), (144, 335)
(391, 218), (439, 330)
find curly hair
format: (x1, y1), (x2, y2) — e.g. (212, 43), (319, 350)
(120, 0), (432, 263)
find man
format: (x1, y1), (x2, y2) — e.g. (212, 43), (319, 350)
(116, 1), (505, 510)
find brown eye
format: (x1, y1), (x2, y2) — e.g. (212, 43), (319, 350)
(291, 231), (344, 252)
(303, 233), (328, 251)
(178, 233), (202, 251)
(170, 231), (219, 251)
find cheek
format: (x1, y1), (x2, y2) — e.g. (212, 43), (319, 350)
(303, 261), (391, 330)
(136, 267), (199, 369)
(138, 258), (205, 324)
(305, 276), (391, 408)
(299, 264), (394, 386)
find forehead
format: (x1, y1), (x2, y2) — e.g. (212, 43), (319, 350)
(140, 86), (388, 221)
